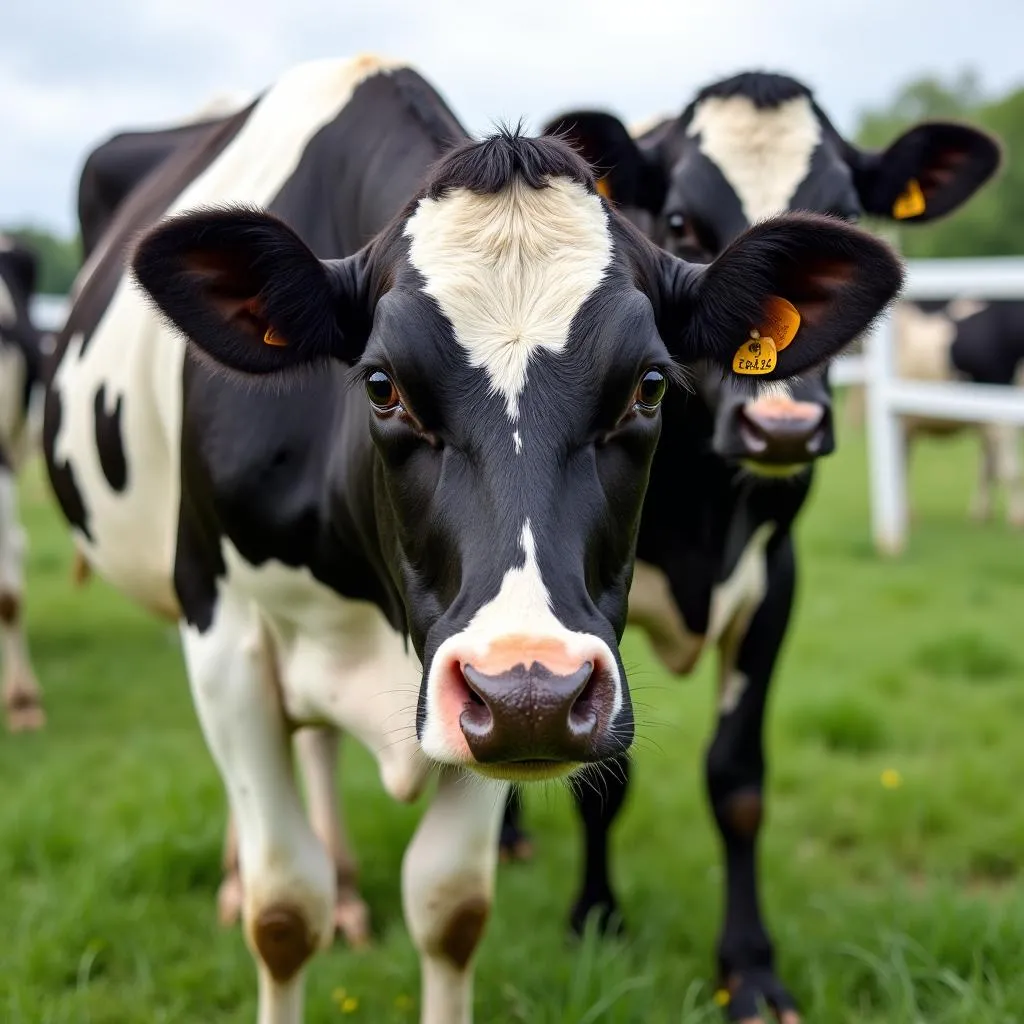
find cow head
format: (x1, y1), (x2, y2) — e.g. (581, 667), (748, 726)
(545, 72), (999, 478)
(133, 131), (901, 780)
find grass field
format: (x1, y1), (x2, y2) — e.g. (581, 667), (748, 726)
(4, 420), (1024, 1023)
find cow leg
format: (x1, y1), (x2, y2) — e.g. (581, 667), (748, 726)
(969, 425), (998, 523)
(498, 789), (534, 862)
(991, 423), (1024, 529)
(568, 756), (629, 937)
(293, 725), (371, 947)
(403, 768), (506, 1024)
(707, 536), (800, 1024)
(217, 812), (244, 927)
(182, 599), (333, 1024)
(0, 469), (42, 732)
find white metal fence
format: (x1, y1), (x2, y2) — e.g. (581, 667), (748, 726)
(31, 259), (1024, 558)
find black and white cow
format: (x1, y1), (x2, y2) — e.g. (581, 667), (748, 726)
(0, 237), (44, 732)
(858, 298), (1024, 527)
(43, 57), (901, 1024)
(496, 72), (999, 1022)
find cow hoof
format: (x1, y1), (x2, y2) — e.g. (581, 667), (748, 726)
(717, 968), (800, 1023)
(569, 893), (624, 939)
(217, 872), (244, 927)
(334, 894), (372, 949)
(6, 699), (45, 732)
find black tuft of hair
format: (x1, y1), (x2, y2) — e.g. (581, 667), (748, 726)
(692, 71), (812, 111)
(426, 124), (597, 199)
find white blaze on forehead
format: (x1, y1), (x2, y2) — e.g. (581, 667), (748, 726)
(404, 176), (612, 420)
(688, 95), (822, 223)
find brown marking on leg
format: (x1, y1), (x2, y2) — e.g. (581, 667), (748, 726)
(5, 684), (44, 732)
(725, 789), (763, 840)
(72, 550), (92, 586)
(439, 896), (489, 970)
(252, 904), (316, 983)
(0, 592), (18, 624)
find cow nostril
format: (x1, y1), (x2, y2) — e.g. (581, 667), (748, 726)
(737, 410), (769, 454)
(466, 681), (486, 706)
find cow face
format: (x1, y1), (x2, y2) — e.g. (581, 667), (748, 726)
(545, 73), (998, 479)
(133, 132), (901, 780)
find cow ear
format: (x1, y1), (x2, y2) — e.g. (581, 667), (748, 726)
(1, 245), (38, 299)
(666, 213), (904, 379)
(131, 206), (363, 375)
(542, 109), (668, 214)
(848, 122), (1001, 223)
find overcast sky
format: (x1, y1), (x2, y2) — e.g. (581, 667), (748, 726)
(2, 0), (1021, 235)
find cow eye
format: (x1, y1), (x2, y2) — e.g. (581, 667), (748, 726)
(634, 368), (667, 412)
(666, 211), (687, 235)
(365, 369), (401, 412)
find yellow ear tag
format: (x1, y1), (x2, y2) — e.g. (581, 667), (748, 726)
(263, 325), (287, 347)
(732, 331), (777, 375)
(758, 295), (801, 352)
(892, 178), (926, 220)
(595, 176), (612, 200)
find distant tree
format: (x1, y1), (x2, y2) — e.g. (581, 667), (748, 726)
(0, 227), (81, 295)
(854, 70), (1024, 258)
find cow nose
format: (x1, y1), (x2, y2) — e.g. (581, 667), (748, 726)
(735, 397), (832, 463)
(459, 660), (607, 763)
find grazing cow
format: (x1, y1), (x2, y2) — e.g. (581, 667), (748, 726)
(43, 57), (901, 1024)
(0, 237), (44, 732)
(496, 72), (998, 1022)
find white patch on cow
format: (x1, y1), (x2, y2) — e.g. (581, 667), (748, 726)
(894, 303), (965, 438)
(218, 539), (429, 803)
(688, 95), (821, 222)
(628, 525), (773, 680)
(0, 277), (15, 326)
(627, 559), (703, 674)
(404, 176), (612, 421)
(947, 298), (988, 322)
(718, 670), (748, 714)
(421, 520), (623, 764)
(513, 430), (522, 454)
(53, 55), (407, 618)
(707, 522), (774, 646)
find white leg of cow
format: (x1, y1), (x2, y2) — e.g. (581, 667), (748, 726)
(994, 424), (1024, 529)
(970, 425), (997, 523)
(181, 595), (334, 1024)
(217, 812), (244, 927)
(0, 469), (42, 732)
(294, 725), (371, 947)
(403, 769), (507, 1024)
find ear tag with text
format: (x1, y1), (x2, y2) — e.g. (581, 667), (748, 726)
(263, 325), (287, 347)
(732, 331), (777, 375)
(595, 176), (612, 200)
(732, 295), (801, 375)
(892, 178), (926, 220)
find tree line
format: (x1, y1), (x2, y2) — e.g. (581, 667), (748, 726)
(3, 69), (1022, 295)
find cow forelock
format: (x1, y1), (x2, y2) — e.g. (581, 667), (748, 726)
(404, 176), (612, 424)
(687, 94), (822, 223)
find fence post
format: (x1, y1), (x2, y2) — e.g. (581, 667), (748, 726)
(866, 309), (907, 555)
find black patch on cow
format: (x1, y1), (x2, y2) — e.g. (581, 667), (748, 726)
(690, 71), (812, 111)
(93, 384), (128, 492)
(42, 386), (91, 539)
